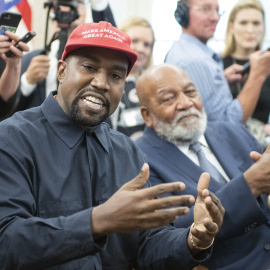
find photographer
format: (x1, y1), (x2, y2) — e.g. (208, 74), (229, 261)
(12, 0), (115, 115)
(0, 30), (29, 121)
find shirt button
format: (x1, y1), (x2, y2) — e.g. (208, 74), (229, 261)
(264, 244), (270, 251)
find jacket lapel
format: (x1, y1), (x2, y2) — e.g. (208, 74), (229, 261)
(205, 126), (245, 179)
(145, 127), (222, 192)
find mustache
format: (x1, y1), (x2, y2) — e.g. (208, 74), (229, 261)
(173, 108), (202, 123)
(77, 87), (110, 107)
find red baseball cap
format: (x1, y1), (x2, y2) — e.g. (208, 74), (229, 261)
(61, 21), (138, 75)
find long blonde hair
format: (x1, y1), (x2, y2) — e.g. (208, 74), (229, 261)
(119, 17), (155, 70)
(222, 0), (265, 58)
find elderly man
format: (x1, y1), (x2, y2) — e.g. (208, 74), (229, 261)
(0, 22), (225, 269)
(135, 63), (270, 270)
(165, 0), (270, 124)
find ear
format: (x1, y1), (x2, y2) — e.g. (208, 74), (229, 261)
(57, 60), (67, 84)
(141, 106), (153, 127)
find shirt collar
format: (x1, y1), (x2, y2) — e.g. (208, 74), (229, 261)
(177, 135), (208, 154)
(41, 91), (110, 152)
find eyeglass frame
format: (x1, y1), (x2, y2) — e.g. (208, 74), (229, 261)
(189, 5), (225, 17)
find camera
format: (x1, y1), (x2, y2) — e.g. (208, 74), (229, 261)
(44, 0), (79, 28)
(43, 0), (81, 59)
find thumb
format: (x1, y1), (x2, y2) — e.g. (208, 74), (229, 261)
(250, 151), (261, 163)
(264, 144), (270, 154)
(121, 163), (149, 191)
(197, 172), (210, 196)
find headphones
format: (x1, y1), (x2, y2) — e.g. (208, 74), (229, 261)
(174, 0), (189, 28)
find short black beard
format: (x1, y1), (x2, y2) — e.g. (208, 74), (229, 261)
(70, 93), (110, 131)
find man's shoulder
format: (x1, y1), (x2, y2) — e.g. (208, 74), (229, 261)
(207, 121), (260, 148)
(0, 106), (43, 138)
(207, 121), (246, 134)
(167, 38), (198, 59)
(166, 37), (212, 69)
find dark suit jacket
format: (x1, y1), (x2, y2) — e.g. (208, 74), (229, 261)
(136, 122), (270, 270)
(14, 49), (47, 113)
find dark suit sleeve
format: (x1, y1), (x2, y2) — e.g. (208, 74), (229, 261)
(91, 4), (116, 26)
(14, 50), (46, 112)
(136, 227), (211, 269)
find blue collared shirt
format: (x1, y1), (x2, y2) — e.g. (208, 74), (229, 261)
(0, 92), (210, 269)
(165, 33), (243, 123)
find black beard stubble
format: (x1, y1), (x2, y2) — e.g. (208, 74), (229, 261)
(70, 90), (110, 130)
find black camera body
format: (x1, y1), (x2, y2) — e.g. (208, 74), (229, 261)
(43, 0), (80, 59)
(45, 0), (79, 28)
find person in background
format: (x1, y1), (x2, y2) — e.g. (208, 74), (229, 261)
(90, 0), (116, 26)
(222, 0), (270, 148)
(109, 16), (155, 140)
(165, 0), (270, 125)
(135, 63), (270, 270)
(0, 21), (225, 269)
(0, 30), (29, 120)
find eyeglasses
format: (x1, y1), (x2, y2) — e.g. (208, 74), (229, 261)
(190, 5), (225, 17)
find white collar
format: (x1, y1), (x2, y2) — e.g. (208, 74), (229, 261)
(177, 135), (208, 154)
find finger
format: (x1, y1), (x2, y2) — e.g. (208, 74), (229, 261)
(141, 181), (186, 199)
(147, 194), (195, 212)
(204, 195), (224, 226)
(7, 45), (24, 58)
(4, 31), (20, 42)
(197, 172), (210, 196)
(121, 163), (149, 191)
(190, 226), (214, 244)
(203, 220), (219, 235)
(0, 35), (10, 41)
(264, 144), (270, 154)
(17, 41), (30, 52)
(143, 206), (191, 228)
(0, 41), (11, 50)
(250, 151), (261, 163)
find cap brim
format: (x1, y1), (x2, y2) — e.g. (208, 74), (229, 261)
(62, 43), (137, 75)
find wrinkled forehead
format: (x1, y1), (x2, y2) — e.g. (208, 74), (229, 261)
(152, 67), (195, 93)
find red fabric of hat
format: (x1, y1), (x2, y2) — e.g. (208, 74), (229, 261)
(61, 21), (138, 75)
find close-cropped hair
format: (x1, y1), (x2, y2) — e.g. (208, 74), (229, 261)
(180, 0), (190, 6)
(222, 0), (265, 58)
(119, 17), (155, 70)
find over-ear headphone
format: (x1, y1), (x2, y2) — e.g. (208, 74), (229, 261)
(174, 0), (189, 28)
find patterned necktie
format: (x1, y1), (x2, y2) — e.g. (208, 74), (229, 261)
(189, 142), (227, 184)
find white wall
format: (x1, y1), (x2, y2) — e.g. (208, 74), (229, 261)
(109, 0), (270, 65)
(29, 0), (270, 65)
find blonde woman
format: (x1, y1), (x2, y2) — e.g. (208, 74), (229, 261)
(109, 17), (155, 140)
(222, 0), (270, 147)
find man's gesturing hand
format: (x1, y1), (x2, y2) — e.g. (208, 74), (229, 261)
(189, 173), (225, 253)
(92, 163), (195, 239)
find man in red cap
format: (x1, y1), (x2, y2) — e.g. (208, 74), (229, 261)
(4, 0), (116, 120)
(0, 21), (224, 269)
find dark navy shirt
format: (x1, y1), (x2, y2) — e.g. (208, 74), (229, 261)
(0, 92), (210, 269)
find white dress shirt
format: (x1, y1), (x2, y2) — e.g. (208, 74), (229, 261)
(177, 136), (230, 182)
